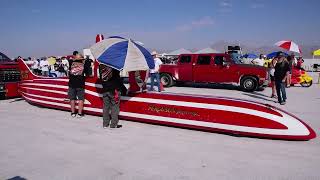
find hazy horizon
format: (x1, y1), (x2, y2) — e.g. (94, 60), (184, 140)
(1, 0), (320, 58)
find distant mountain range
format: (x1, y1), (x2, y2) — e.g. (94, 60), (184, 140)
(158, 41), (320, 58)
(210, 41), (319, 58)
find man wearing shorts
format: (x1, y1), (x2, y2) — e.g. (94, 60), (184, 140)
(68, 51), (88, 118)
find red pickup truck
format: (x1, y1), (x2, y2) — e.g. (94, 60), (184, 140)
(0, 52), (20, 99)
(159, 53), (268, 92)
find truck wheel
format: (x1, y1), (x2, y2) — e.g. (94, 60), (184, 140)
(240, 77), (257, 92)
(300, 80), (312, 87)
(0, 93), (5, 100)
(160, 73), (174, 87)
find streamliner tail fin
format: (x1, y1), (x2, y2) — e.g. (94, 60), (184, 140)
(18, 59), (39, 81)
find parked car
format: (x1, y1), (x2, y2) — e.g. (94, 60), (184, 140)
(159, 53), (268, 92)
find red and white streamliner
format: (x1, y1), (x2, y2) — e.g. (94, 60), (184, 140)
(17, 59), (316, 141)
(275, 40), (302, 54)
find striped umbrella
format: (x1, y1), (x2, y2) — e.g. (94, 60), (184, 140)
(90, 36), (155, 71)
(95, 34), (104, 43)
(275, 40), (301, 54)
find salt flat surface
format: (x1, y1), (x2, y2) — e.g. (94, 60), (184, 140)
(0, 84), (319, 180)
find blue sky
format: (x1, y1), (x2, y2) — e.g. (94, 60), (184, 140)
(1, 0), (319, 57)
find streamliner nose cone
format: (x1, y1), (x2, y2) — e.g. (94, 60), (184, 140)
(96, 34), (104, 43)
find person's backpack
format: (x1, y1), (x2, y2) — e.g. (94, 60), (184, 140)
(99, 64), (113, 81)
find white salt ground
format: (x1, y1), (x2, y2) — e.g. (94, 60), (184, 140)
(0, 80), (319, 180)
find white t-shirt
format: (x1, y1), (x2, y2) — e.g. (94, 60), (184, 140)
(251, 58), (265, 66)
(31, 60), (39, 70)
(150, 58), (163, 73)
(40, 60), (49, 71)
(61, 59), (69, 71)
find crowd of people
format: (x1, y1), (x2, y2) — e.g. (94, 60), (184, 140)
(24, 56), (70, 77)
(248, 53), (305, 69)
(65, 50), (162, 129)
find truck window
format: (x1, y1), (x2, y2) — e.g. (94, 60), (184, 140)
(180, 56), (191, 64)
(214, 56), (225, 65)
(197, 56), (211, 65)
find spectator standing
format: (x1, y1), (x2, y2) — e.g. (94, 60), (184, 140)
(99, 64), (123, 128)
(68, 51), (90, 117)
(57, 59), (66, 77)
(25, 57), (34, 68)
(269, 57), (278, 98)
(61, 57), (69, 76)
(149, 51), (163, 92)
(274, 52), (290, 105)
(286, 55), (294, 87)
(31, 58), (40, 75)
(296, 57), (304, 69)
(251, 54), (265, 66)
(40, 58), (49, 76)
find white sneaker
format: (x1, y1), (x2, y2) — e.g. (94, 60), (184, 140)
(71, 113), (77, 118)
(77, 113), (84, 118)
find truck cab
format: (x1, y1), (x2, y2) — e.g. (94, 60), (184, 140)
(159, 53), (268, 92)
(0, 52), (20, 99)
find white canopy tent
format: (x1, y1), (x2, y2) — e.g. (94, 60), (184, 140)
(168, 48), (192, 56)
(195, 47), (221, 54)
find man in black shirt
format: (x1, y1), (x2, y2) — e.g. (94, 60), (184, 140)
(99, 64), (123, 128)
(68, 51), (90, 117)
(274, 52), (290, 105)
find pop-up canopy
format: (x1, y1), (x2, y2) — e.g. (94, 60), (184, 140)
(313, 49), (320, 56)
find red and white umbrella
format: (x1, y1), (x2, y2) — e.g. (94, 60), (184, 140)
(275, 40), (301, 54)
(95, 34), (104, 43)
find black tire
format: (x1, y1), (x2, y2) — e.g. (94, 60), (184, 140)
(0, 93), (5, 100)
(175, 81), (184, 86)
(240, 76), (258, 92)
(160, 73), (174, 87)
(300, 80), (312, 87)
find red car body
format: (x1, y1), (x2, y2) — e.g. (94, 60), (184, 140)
(0, 52), (20, 99)
(159, 53), (269, 91)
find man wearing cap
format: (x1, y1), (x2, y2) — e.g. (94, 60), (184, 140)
(274, 52), (290, 105)
(68, 51), (91, 117)
(149, 51), (163, 92)
(99, 64), (123, 129)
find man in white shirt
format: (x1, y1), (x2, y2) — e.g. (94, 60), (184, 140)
(30, 58), (40, 75)
(40, 58), (49, 76)
(251, 54), (266, 66)
(149, 51), (163, 92)
(61, 57), (69, 76)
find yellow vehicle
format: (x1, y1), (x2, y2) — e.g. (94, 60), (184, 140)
(264, 59), (272, 68)
(264, 59), (313, 87)
(296, 69), (313, 87)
